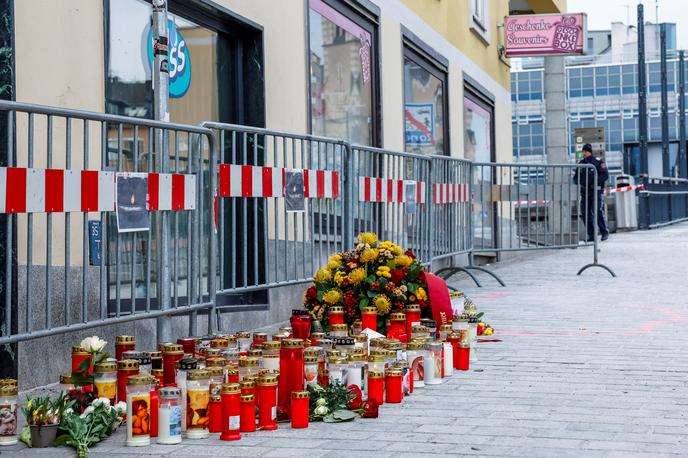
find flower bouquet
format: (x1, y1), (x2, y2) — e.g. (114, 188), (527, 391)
(20, 392), (73, 448)
(55, 397), (126, 458)
(303, 232), (432, 333)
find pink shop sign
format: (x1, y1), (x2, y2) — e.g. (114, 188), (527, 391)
(504, 13), (587, 57)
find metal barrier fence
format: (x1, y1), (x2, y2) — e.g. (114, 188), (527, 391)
(638, 178), (688, 229)
(0, 100), (617, 345)
(0, 100), (215, 345)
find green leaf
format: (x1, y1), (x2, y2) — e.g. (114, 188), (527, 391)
(366, 290), (377, 298)
(322, 413), (339, 423)
(332, 409), (357, 421)
(78, 356), (93, 374)
(365, 275), (375, 283)
(359, 298), (369, 309)
(476, 312), (484, 319)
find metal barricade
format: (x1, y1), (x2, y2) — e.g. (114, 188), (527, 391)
(468, 162), (615, 278)
(349, 145), (432, 264)
(0, 100), (216, 345)
(202, 122), (348, 318)
(638, 177), (688, 229)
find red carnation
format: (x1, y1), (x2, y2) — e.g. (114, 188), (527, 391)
(405, 250), (416, 260)
(347, 384), (363, 410)
(417, 271), (426, 283)
(361, 399), (379, 418)
(305, 287), (317, 301)
(390, 269), (405, 284)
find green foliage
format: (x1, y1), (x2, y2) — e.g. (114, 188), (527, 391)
(55, 401), (123, 458)
(71, 352), (111, 388)
(22, 392), (73, 426)
(306, 381), (355, 422)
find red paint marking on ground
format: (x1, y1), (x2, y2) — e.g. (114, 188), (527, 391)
(473, 291), (511, 302)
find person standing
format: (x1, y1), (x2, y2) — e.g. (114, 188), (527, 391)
(574, 143), (609, 242)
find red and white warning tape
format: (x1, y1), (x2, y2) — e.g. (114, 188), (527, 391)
(217, 164), (339, 199)
(358, 177), (426, 203)
(0, 167), (196, 214)
(433, 183), (469, 204)
(604, 184), (644, 194)
(515, 200), (549, 205)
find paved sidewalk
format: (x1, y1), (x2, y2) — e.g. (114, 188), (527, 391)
(4, 224), (688, 457)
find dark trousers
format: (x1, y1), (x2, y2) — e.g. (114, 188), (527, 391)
(580, 189), (609, 240)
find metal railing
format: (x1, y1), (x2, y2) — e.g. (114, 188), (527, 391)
(639, 178), (688, 228)
(0, 100), (617, 345)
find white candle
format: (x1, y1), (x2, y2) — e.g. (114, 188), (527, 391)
(126, 393), (151, 446)
(157, 405), (182, 445)
(443, 342), (453, 377)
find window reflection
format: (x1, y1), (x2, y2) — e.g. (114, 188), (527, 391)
(403, 56), (445, 155)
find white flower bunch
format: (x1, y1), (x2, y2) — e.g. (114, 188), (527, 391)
(80, 336), (107, 353)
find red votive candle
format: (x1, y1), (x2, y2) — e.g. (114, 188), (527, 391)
(404, 304), (421, 337)
(457, 342), (470, 371)
(278, 338), (304, 414)
(257, 373), (279, 430)
(447, 333), (461, 370)
(71, 346), (91, 374)
(290, 391), (310, 428)
(387, 312), (408, 342)
(208, 393), (223, 433)
(309, 332), (325, 347)
(161, 345), (184, 386)
(226, 367), (239, 384)
(220, 383), (241, 441)
(385, 369), (403, 403)
(409, 367), (414, 393)
(116, 359), (139, 404)
(290, 310), (312, 340)
(115, 335), (135, 361)
(240, 379), (255, 397)
(177, 337), (198, 357)
(240, 394), (256, 432)
(252, 332), (268, 349)
(361, 306), (377, 332)
(150, 387), (159, 438)
(367, 371), (384, 405)
(328, 306), (344, 325)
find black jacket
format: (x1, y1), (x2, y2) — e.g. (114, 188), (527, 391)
(574, 155), (608, 190)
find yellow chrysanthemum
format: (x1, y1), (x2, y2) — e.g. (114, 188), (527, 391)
(323, 289), (342, 305)
(391, 245), (404, 256)
(416, 287), (428, 301)
(358, 232), (377, 245)
(348, 268), (366, 284)
(314, 268), (331, 282)
(360, 248), (379, 263)
(327, 255), (342, 270)
(334, 270), (346, 285)
(376, 266), (391, 278)
(373, 294), (391, 314)
(378, 241), (395, 250)
(395, 255), (413, 267)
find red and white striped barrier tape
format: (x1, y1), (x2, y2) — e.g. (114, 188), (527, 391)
(217, 164), (339, 199)
(604, 184), (645, 194)
(433, 183), (469, 204)
(358, 177), (426, 203)
(515, 200), (549, 205)
(0, 167), (196, 214)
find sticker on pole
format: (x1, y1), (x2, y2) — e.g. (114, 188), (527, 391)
(404, 104), (435, 146)
(285, 170), (305, 213)
(116, 172), (150, 233)
(147, 19), (191, 98)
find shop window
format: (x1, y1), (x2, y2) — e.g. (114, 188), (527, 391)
(402, 44), (448, 155)
(308, 0), (378, 146)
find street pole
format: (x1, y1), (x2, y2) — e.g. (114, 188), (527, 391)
(637, 3), (650, 229)
(660, 23), (669, 177)
(152, 0), (172, 343)
(679, 50), (687, 179)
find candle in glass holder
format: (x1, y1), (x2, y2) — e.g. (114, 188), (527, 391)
(290, 391), (310, 428)
(332, 336), (355, 355)
(329, 323), (348, 338)
(439, 324), (453, 341)
(278, 326), (293, 337)
(421, 319), (437, 339)
(176, 337), (198, 358)
(387, 312), (407, 342)
(385, 369), (403, 403)
(411, 325), (429, 340)
(328, 306), (344, 325)
(116, 335), (136, 361)
(222, 347), (240, 369)
(151, 369), (164, 388)
(238, 357), (260, 381)
(208, 392), (222, 434)
(404, 304), (421, 337)
(236, 331), (251, 356)
(261, 354), (280, 373)
(256, 373), (279, 430)
(361, 306), (377, 332)
(186, 369), (210, 439)
(366, 371), (384, 405)
(162, 344), (184, 387)
(452, 312), (469, 333)
(210, 337), (229, 351)
(260, 340), (281, 357)
(157, 386), (182, 445)
(304, 355), (318, 387)
(278, 338), (304, 414)
(126, 374), (151, 446)
(394, 360), (411, 395)
(251, 332), (268, 349)
(225, 367), (239, 384)
(468, 316), (478, 362)
(406, 340), (425, 388)
(290, 310), (312, 339)
(71, 345), (91, 383)
(347, 354), (365, 390)
(351, 319), (362, 335)
(327, 356), (348, 386)
(457, 341), (470, 371)
(59, 373), (74, 395)
(423, 342), (443, 385)
(94, 361), (117, 405)
(220, 383), (241, 441)
(117, 359), (140, 405)
(0, 383), (18, 446)
(150, 383), (159, 438)
(144, 351), (163, 371)
(309, 332), (325, 347)
(239, 394), (256, 432)
(443, 340), (454, 377)
(239, 379), (255, 398)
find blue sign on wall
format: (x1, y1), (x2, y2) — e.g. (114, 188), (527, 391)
(147, 19), (191, 98)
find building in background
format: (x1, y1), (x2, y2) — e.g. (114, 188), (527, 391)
(511, 21), (680, 178)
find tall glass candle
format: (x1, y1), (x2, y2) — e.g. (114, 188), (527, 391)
(468, 316), (478, 362)
(443, 341), (454, 377)
(439, 324), (453, 341)
(260, 340), (281, 357)
(278, 338), (304, 413)
(208, 393), (222, 434)
(0, 383), (18, 446)
(176, 337), (198, 358)
(256, 373), (278, 430)
(394, 360), (411, 395)
(220, 383), (241, 441)
(236, 332), (251, 356)
(239, 394), (256, 432)
(328, 356), (348, 386)
(452, 313), (469, 332)
(59, 373), (74, 395)
(225, 367), (239, 384)
(94, 361), (117, 405)
(186, 369), (210, 439)
(347, 354), (365, 391)
(421, 319), (437, 339)
(176, 358), (198, 432)
(404, 304), (421, 337)
(361, 306), (377, 332)
(329, 323), (348, 338)
(290, 309), (312, 339)
(126, 374), (151, 447)
(406, 341), (425, 388)
(162, 344), (184, 386)
(411, 325), (429, 340)
(385, 369), (403, 403)
(304, 355), (318, 387)
(238, 357), (260, 380)
(158, 386), (182, 445)
(457, 341), (470, 371)
(222, 347), (240, 369)
(309, 332), (325, 347)
(387, 312), (407, 342)
(423, 342), (443, 385)
(150, 386), (159, 438)
(290, 391), (310, 429)
(211, 337), (229, 351)
(145, 351), (163, 371)
(71, 345), (91, 375)
(366, 371), (384, 405)
(328, 306), (344, 325)
(117, 359), (140, 404)
(116, 335), (136, 361)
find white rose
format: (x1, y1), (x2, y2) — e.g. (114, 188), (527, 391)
(314, 405), (329, 416)
(80, 336), (107, 353)
(92, 397), (110, 408)
(64, 407), (74, 416)
(80, 405), (95, 418)
(114, 401), (127, 413)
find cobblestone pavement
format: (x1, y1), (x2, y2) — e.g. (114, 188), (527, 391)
(4, 224), (688, 457)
